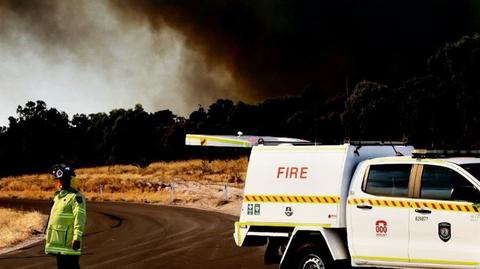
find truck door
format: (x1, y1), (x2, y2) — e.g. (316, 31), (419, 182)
(349, 164), (413, 265)
(409, 164), (480, 267)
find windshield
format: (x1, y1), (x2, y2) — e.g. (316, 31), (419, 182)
(460, 163), (480, 181)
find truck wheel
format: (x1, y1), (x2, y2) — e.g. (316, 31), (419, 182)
(298, 253), (325, 269)
(296, 246), (333, 269)
(264, 237), (286, 264)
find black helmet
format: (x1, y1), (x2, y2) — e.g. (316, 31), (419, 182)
(52, 164), (76, 180)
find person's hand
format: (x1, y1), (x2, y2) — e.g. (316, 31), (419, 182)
(72, 240), (81, 250)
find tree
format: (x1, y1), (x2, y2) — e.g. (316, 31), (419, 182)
(427, 34), (480, 146)
(397, 76), (450, 147)
(206, 99), (235, 133)
(188, 105), (208, 132)
(2, 101), (70, 175)
(344, 81), (402, 140)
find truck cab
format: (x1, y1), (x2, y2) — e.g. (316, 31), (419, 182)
(347, 156), (480, 268)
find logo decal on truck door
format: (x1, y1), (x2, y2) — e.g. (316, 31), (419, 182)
(438, 222), (451, 242)
(285, 207), (293, 216)
(375, 220), (388, 237)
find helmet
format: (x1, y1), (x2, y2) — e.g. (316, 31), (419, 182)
(52, 164), (76, 180)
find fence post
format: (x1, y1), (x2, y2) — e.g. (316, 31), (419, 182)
(169, 184), (174, 205)
(99, 184), (103, 198)
(223, 184), (229, 201)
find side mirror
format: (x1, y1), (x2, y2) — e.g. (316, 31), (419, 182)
(451, 186), (480, 203)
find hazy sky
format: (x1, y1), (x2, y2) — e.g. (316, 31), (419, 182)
(0, 0), (240, 126)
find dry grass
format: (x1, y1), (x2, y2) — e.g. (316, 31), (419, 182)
(0, 158), (248, 249)
(0, 158), (248, 207)
(0, 207), (46, 248)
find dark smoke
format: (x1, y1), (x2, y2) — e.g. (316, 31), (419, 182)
(1, 0), (479, 123)
(113, 0), (480, 98)
(0, 0), (242, 123)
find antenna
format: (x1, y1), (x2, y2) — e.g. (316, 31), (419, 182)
(389, 141), (403, 156)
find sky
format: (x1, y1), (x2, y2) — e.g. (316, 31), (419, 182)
(0, 0), (479, 127)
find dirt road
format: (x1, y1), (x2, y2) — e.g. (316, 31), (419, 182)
(0, 199), (275, 269)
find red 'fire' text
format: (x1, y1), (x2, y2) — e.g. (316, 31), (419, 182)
(277, 167), (308, 179)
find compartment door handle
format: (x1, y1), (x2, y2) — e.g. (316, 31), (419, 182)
(415, 208), (432, 214)
(357, 204), (373, 210)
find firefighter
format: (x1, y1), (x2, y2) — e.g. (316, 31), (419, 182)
(45, 164), (86, 269)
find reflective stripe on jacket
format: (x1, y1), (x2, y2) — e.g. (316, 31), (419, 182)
(45, 189), (86, 256)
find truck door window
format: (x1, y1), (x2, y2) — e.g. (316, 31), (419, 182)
(460, 163), (480, 181)
(420, 165), (473, 200)
(364, 164), (411, 197)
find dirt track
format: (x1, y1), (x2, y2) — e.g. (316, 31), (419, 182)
(0, 199), (275, 269)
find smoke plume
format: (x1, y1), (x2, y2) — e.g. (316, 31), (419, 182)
(0, 0), (479, 125)
(112, 0), (480, 97)
(0, 0), (241, 125)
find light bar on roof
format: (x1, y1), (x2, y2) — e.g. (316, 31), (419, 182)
(412, 149), (480, 158)
(185, 134), (311, 148)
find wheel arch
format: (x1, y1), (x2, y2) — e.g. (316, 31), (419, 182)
(280, 226), (349, 269)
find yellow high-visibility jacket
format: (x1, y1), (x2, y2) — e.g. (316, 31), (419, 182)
(45, 188), (87, 255)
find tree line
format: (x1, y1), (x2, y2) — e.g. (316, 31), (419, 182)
(1, 34), (480, 176)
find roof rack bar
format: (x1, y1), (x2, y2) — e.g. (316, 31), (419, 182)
(346, 140), (407, 146)
(259, 141), (319, 146)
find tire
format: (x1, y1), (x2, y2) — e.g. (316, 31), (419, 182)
(296, 245), (333, 269)
(264, 237), (286, 264)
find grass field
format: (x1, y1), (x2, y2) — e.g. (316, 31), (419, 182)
(0, 158), (248, 208)
(0, 208), (46, 249)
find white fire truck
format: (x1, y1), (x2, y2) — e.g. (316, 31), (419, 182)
(186, 134), (480, 269)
